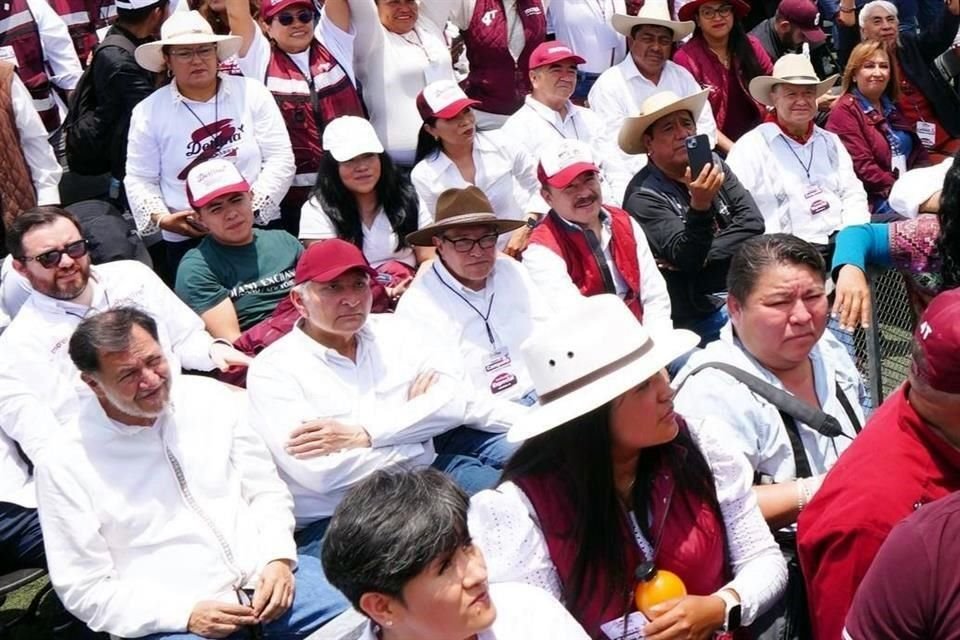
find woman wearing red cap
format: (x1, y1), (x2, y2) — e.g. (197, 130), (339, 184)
(227, 0), (365, 235)
(674, 0), (773, 153)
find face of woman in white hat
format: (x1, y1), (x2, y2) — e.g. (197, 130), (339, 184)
(164, 43), (220, 99)
(770, 83), (818, 135)
(609, 369), (680, 455)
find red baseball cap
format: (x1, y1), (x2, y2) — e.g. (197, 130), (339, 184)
(528, 41), (586, 70)
(417, 79), (481, 121)
(776, 0), (827, 45)
(260, 0), (313, 20)
(537, 139), (600, 189)
(186, 159), (250, 209)
(911, 288), (960, 394)
(294, 239), (378, 285)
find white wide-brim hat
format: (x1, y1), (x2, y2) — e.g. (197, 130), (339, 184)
(135, 10), (243, 73)
(611, 0), (694, 42)
(508, 294), (700, 442)
(748, 53), (838, 107)
(619, 89), (710, 155)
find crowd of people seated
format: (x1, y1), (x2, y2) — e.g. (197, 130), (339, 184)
(2, 0), (960, 637)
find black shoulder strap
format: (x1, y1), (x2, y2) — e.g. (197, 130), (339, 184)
(834, 381), (863, 434)
(778, 411), (813, 478)
(97, 32), (137, 57)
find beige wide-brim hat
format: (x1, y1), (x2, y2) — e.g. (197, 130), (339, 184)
(611, 0), (694, 42)
(406, 186), (525, 247)
(135, 10), (243, 73)
(619, 89), (710, 155)
(508, 294), (700, 443)
(748, 53), (839, 107)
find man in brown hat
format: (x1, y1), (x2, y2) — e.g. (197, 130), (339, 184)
(398, 187), (553, 430)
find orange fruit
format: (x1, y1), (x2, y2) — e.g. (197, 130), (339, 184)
(634, 566), (687, 617)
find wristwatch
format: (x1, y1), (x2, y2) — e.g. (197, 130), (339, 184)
(716, 590), (742, 631)
(525, 215), (540, 229)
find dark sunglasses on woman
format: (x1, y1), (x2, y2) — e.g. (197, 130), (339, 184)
(276, 9), (315, 25)
(18, 239), (89, 269)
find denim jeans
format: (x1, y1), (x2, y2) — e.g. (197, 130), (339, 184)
(0, 501), (45, 572)
(573, 71), (601, 104)
(138, 555), (348, 640)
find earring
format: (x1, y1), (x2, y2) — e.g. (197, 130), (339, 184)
(166, 68), (173, 78)
(385, 620), (394, 627)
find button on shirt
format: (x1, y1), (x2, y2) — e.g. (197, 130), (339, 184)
(588, 56), (719, 203)
(395, 256), (553, 431)
(246, 316), (468, 525)
(546, 0), (627, 74)
(726, 122), (870, 245)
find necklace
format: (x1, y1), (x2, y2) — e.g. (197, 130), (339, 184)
(181, 81), (220, 143)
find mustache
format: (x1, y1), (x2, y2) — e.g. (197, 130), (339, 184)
(574, 193), (599, 208)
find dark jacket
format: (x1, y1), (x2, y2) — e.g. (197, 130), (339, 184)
(90, 24), (156, 179)
(622, 156), (765, 326)
(749, 17), (837, 79)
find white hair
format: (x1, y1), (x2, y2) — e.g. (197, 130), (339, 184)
(859, 0), (898, 28)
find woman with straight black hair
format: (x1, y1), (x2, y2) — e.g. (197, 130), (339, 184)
(470, 294), (786, 640)
(674, 0), (774, 153)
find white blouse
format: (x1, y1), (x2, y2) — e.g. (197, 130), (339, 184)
(468, 416), (788, 627)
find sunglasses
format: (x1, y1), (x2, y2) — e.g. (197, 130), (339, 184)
(276, 9), (315, 25)
(19, 239), (89, 269)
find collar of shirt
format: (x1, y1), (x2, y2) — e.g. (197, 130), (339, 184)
(552, 207), (613, 249)
(423, 132), (505, 180)
(901, 384), (960, 472)
(620, 54), (671, 88)
(764, 112), (815, 144)
(757, 120), (823, 150)
(852, 87), (896, 118)
(290, 319), (375, 367)
(523, 94), (577, 128)
(432, 255), (495, 303)
(170, 73), (232, 105)
(30, 267), (107, 318)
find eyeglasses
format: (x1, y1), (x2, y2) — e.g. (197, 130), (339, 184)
(276, 9), (315, 25)
(18, 239), (88, 269)
(168, 44), (217, 62)
(441, 233), (498, 253)
(699, 4), (734, 18)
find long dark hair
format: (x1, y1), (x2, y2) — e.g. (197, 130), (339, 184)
(936, 153), (960, 288)
(500, 403), (724, 615)
(310, 150), (419, 252)
(696, 19), (766, 84)
(415, 117), (441, 164)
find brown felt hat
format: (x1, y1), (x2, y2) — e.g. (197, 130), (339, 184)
(406, 186), (525, 247)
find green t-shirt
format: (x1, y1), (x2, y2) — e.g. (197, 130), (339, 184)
(175, 229), (303, 330)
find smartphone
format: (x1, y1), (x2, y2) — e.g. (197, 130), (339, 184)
(685, 134), (712, 179)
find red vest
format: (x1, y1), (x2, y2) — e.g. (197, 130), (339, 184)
(461, 0), (545, 115)
(530, 206), (644, 321)
(0, 0), (60, 131)
(264, 40), (364, 205)
(514, 423), (734, 639)
(48, 0), (115, 66)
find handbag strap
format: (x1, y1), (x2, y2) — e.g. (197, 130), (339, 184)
(834, 381), (863, 434)
(778, 412), (813, 478)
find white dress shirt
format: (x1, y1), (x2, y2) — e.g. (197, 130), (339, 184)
(522, 208), (673, 333)
(125, 74), (295, 241)
(546, 0), (627, 74)
(9, 72), (62, 204)
(356, 582), (589, 640)
(673, 323), (867, 482)
(35, 376), (297, 638)
(588, 56), (718, 204)
(725, 123), (870, 245)
(395, 256), (553, 431)
(0, 261), (218, 471)
(469, 417), (787, 627)
(246, 316), (468, 525)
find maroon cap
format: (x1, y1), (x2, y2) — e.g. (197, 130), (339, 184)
(294, 239), (378, 285)
(260, 0), (313, 20)
(777, 0), (827, 45)
(528, 41), (586, 70)
(911, 288), (960, 394)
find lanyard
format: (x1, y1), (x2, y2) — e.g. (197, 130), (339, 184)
(182, 83), (221, 146)
(433, 264), (497, 346)
(779, 134), (815, 180)
(400, 28), (433, 63)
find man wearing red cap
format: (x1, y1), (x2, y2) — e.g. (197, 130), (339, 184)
(797, 287), (960, 640)
(246, 239), (506, 557)
(749, 0), (836, 80)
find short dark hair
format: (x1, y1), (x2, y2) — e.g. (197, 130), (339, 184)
(321, 467), (471, 611)
(7, 207), (84, 259)
(726, 233), (826, 303)
(117, 0), (169, 25)
(69, 306), (160, 374)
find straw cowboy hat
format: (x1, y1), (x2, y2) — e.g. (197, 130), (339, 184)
(135, 11), (243, 73)
(406, 186), (525, 246)
(508, 294), (699, 442)
(618, 89), (710, 155)
(748, 53), (839, 107)
(611, 0), (694, 41)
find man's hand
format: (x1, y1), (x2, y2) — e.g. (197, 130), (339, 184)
(408, 369), (439, 400)
(684, 163), (724, 212)
(252, 560), (295, 624)
(209, 342), (253, 372)
(286, 419), (371, 458)
(832, 264), (871, 330)
(187, 601), (257, 638)
(643, 595), (726, 640)
(920, 190), (942, 213)
(159, 210), (208, 238)
(503, 223), (534, 259)
(386, 275), (413, 303)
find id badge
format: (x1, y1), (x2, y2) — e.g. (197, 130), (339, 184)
(483, 349), (518, 395)
(600, 611), (649, 640)
(892, 153), (907, 175)
(803, 185), (830, 216)
(917, 121), (937, 148)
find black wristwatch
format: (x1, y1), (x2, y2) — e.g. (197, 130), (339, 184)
(525, 215), (540, 229)
(717, 590), (742, 631)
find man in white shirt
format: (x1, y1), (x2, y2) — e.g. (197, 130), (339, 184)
(246, 238), (507, 558)
(587, 0), (718, 203)
(36, 306), (348, 639)
(524, 139), (673, 333)
(398, 186), (551, 431)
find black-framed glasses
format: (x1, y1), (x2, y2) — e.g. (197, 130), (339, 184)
(168, 44), (218, 61)
(441, 233), (498, 253)
(19, 239), (88, 269)
(699, 4), (734, 18)
(276, 9), (315, 25)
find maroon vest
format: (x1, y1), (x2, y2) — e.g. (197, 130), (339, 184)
(514, 423), (734, 639)
(461, 0), (545, 115)
(0, 0), (60, 131)
(264, 39), (365, 206)
(48, 0), (114, 66)
(529, 206), (644, 322)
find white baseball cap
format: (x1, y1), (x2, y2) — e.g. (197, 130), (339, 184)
(416, 79), (481, 121)
(322, 116), (385, 163)
(537, 139), (600, 189)
(186, 159), (250, 209)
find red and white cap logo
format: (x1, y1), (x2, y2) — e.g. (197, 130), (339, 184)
(537, 140), (600, 189)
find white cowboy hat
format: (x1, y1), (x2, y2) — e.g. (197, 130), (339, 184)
(135, 11), (243, 73)
(508, 294), (699, 443)
(618, 89), (710, 155)
(611, 0), (694, 42)
(748, 53), (839, 107)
